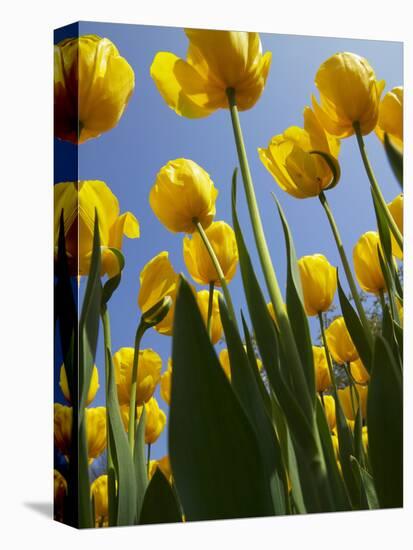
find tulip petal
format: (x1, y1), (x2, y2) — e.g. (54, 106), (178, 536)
(110, 212), (140, 250)
(150, 52), (219, 118)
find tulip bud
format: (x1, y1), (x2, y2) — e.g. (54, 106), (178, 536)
(376, 86), (403, 151)
(322, 394), (336, 431)
(59, 364), (99, 406)
(338, 384), (368, 420)
(387, 194), (403, 260)
(312, 346), (331, 392)
(196, 289), (224, 344)
(54, 470), (67, 522)
(160, 359), (173, 406)
(298, 254), (337, 316)
(353, 231), (386, 294)
(349, 358), (370, 384)
(325, 316), (358, 364)
(90, 475), (109, 527)
(142, 295), (173, 328)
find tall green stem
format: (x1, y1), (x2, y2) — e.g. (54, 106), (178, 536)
(128, 323), (146, 452)
(207, 281), (215, 339)
(147, 443), (151, 477)
(318, 313), (338, 396)
(353, 122), (403, 252)
(101, 306), (114, 473)
(194, 220), (237, 324)
(319, 191), (371, 336)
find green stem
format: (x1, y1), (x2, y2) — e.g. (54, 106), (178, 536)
(319, 191), (371, 336)
(194, 220), (237, 324)
(128, 322), (146, 452)
(344, 363), (358, 420)
(207, 281), (215, 339)
(318, 313), (338, 396)
(101, 306), (114, 474)
(226, 88), (311, 411)
(378, 289), (387, 318)
(147, 443), (151, 477)
(353, 122), (403, 252)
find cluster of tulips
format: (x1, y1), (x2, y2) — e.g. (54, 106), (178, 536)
(54, 28), (403, 528)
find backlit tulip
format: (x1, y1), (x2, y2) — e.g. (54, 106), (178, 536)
(338, 384), (368, 420)
(298, 254), (337, 316)
(59, 364), (99, 406)
(90, 475), (109, 527)
(160, 359), (172, 405)
(54, 180), (139, 277)
(353, 231), (386, 294)
(312, 52), (385, 137)
(138, 251), (179, 336)
(387, 194), (403, 259)
(54, 470), (67, 522)
(150, 30), (271, 118)
(196, 289), (223, 344)
(138, 397), (166, 444)
(322, 394), (336, 431)
(54, 404), (106, 461)
(376, 86), (403, 151)
(325, 316), (358, 364)
(54, 35), (134, 144)
(150, 159), (218, 233)
(113, 347), (162, 406)
(183, 221), (238, 286)
(349, 358), (369, 384)
(312, 346), (331, 392)
(259, 108), (340, 198)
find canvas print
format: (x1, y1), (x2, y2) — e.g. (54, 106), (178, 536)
(54, 21), (403, 528)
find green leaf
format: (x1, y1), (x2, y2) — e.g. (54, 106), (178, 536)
(170, 276), (274, 521)
(350, 457), (380, 510)
(384, 133), (403, 188)
(219, 296), (285, 515)
(139, 469), (182, 525)
(337, 275), (372, 372)
(367, 335), (403, 508)
(134, 407), (148, 521)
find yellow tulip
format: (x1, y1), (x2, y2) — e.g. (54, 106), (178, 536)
(160, 359), (173, 406)
(149, 455), (173, 483)
(138, 397), (166, 444)
(259, 108), (340, 198)
(90, 475), (109, 527)
(298, 254), (337, 316)
(312, 346), (331, 392)
(113, 347), (162, 406)
(54, 404), (106, 461)
(138, 251), (179, 336)
(219, 349), (232, 380)
(150, 30), (272, 118)
(376, 86), (403, 151)
(312, 52), (385, 137)
(325, 316), (358, 364)
(196, 289), (223, 344)
(338, 384), (368, 420)
(331, 432), (339, 460)
(322, 394), (336, 431)
(54, 470), (67, 522)
(353, 231), (386, 294)
(54, 180), (139, 277)
(349, 358), (370, 384)
(183, 221), (238, 286)
(150, 158), (218, 234)
(59, 364), (99, 406)
(387, 194), (403, 259)
(54, 35), (134, 144)
(362, 426), (369, 452)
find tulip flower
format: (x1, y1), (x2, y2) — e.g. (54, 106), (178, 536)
(113, 347), (162, 406)
(219, 347), (262, 381)
(312, 346), (331, 393)
(54, 180), (139, 277)
(138, 251), (179, 336)
(349, 358), (370, 384)
(312, 52), (385, 137)
(90, 475), (109, 527)
(387, 194), (403, 259)
(149, 455), (172, 483)
(54, 404), (106, 461)
(259, 108), (340, 198)
(183, 221), (238, 286)
(325, 316), (358, 364)
(150, 158), (219, 234)
(338, 384), (368, 420)
(322, 394), (336, 431)
(196, 289), (223, 344)
(150, 30), (271, 118)
(353, 231), (386, 294)
(376, 86), (403, 151)
(298, 254), (337, 316)
(138, 397), (167, 444)
(54, 470), (67, 522)
(160, 359), (172, 406)
(54, 35), (134, 144)
(59, 364), (99, 406)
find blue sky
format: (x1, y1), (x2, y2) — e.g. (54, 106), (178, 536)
(54, 22), (402, 464)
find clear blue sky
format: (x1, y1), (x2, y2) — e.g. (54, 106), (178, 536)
(54, 22), (402, 467)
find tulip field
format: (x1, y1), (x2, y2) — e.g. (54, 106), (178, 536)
(54, 24), (403, 528)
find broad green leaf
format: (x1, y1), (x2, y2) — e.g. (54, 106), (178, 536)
(219, 297), (285, 515)
(384, 133), (403, 188)
(134, 407), (148, 521)
(350, 457), (380, 510)
(170, 277), (274, 521)
(139, 469), (182, 525)
(367, 335), (403, 508)
(337, 275), (372, 372)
